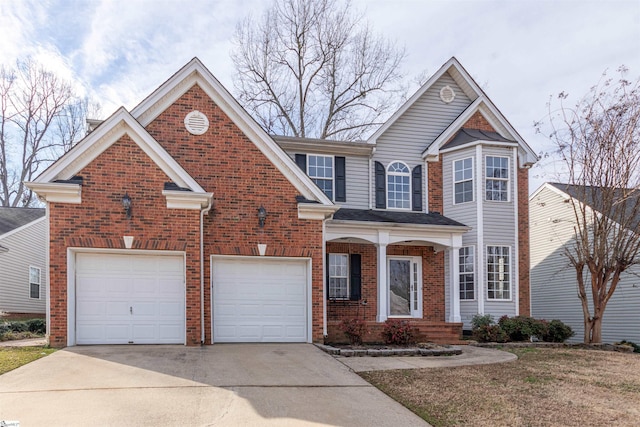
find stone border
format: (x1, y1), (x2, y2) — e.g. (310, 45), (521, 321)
(470, 341), (636, 353)
(315, 343), (462, 357)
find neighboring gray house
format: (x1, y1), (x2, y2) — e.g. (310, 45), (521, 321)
(0, 207), (47, 316)
(530, 183), (640, 343)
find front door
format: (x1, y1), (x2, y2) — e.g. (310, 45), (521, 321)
(388, 257), (421, 317)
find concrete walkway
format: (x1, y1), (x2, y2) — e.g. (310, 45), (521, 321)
(0, 344), (428, 426)
(335, 345), (517, 372)
(0, 338), (46, 347)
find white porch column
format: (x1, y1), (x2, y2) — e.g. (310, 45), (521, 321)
(449, 246), (462, 323)
(377, 230), (390, 322)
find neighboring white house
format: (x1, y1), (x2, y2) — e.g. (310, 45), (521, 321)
(530, 183), (640, 344)
(0, 207), (47, 316)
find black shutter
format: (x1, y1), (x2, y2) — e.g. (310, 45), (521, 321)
(349, 254), (362, 301)
(375, 161), (386, 209)
(295, 154), (307, 172)
(412, 164), (423, 212)
(335, 156), (346, 202)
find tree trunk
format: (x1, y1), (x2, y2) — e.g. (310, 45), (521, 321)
(591, 317), (603, 343)
(583, 317), (593, 343)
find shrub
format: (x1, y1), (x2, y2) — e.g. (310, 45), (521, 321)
(471, 314), (494, 330)
(382, 320), (418, 346)
(26, 318), (46, 334)
(0, 322), (9, 335)
(472, 324), (509, 343)
(499, 316), (547, 342)
(541, 319), (574, 342)
(339, 318), (367, 346)
(9, 321), (28, 333)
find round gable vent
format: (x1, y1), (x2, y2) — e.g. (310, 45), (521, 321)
(184, 110), (209, 135)
(440, 85), (456, 104)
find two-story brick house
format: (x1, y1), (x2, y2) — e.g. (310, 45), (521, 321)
(27, 57), (536, 347)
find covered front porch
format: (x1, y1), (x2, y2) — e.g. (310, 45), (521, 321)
(323, 209), (469, 344)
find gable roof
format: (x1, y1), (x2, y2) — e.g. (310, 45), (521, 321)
(535, 182), (640, 231)
(129, 58), (332, 205)
(369, 57), (538, 166)
(441, 128), (515, 151)
(0, 207), (45, 236)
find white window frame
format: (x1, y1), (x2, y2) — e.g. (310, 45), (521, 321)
(387, 256), (422, 318)
(328, 253), (349, 300)
(307, 154), (335, 201)
(485, 155), (510, 202)
(459, 246), (475, 301)
(453, 157), (474, 205)
(29, 265), (41, 300)
(386, 161), (411, 210)
(486, 246), (511, 301)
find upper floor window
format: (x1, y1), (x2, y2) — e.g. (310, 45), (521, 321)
(485, 156), (509, 201)
(29, 266), (41, 299)
(459, 246), (475, 300)
(387, 161), (411, 209)
(454, 158), (473, 204)
(487, 246), (510, 300)
(308, 155), (334, 200)
(328, 254), (349, 299)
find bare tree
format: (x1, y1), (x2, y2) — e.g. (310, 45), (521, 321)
(231, 0), (405, 140)
(540, 67), (640, 343)
(0, 58), (92, 207)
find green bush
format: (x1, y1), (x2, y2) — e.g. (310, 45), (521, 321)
(381, 319), (418, 346)
(0, 322), (9, 335)
(9, 321), (28, 333)
(617, 340), (640, 353)
(471, 314), (508, 343)
(471, 314), (494, 329)
(26, 318), (46, 334)
(339, 318), (367, 346)
(541, 319), (574, 342)
(499, 315), (547, 342)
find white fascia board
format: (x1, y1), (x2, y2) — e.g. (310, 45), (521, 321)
(24, 182), (81, 204)
(275, 138), (374, 156)
(325, 221), (470, 247)
(368, 57), (473, 143)
(0, 216), (47, 241)
(438, 139), (518, 155)
(297, 203), (339, 220)
(34, 108), (205, 194)
(327, 219), (470, 234)
(162, 190), (213, 210)
(130, 58), (333, 206)
(529, 182), (571, 201)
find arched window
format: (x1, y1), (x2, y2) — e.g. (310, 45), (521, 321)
(387, 161), (411, 209)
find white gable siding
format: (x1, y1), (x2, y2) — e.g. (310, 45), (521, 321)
(530, 186), (640, 343)
(0, 218), (47, 314)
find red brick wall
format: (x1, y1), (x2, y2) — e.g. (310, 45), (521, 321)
(463, 111), (496, 132)
(518, 165), (531, 316)
(48, 136), (201, 347)
(428, 156), (443, 213)
(325, 243), (445, 323)
(145, 84), (325, 343)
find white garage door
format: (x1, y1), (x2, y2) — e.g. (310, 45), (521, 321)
(212, 257), (308, 343)
(75, 252), (185, 345)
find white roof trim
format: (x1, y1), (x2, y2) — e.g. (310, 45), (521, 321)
(529, 182), (572, 201)
(24, 182), (82, 204)
(297, 203), (339, 220)
(439, 139), (517, 155)
(424, 100), (538, 166)
(162, 190), (213, 210)
(130, 58), (333, 206)
(0, 215), (46, 240)
(33, 107), (206, 195)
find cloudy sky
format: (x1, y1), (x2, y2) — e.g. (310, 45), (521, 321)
(1, 0), (638, 191)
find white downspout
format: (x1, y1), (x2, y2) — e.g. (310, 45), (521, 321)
(322, 219), (327, 338)
(200, 200), (212, 344)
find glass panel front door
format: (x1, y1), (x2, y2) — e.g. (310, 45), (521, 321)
(389, 259), (412, 316)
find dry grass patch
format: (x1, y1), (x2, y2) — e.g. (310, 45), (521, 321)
(0, 347), (56, 375)
(360, 347), (640, 426)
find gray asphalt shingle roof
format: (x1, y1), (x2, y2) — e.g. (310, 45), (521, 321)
(0, 207), (46, 235)
(441, 128), (516, 150)
(332, 208), (466, 227)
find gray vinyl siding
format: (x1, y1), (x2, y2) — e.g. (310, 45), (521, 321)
(0, 218), (47, 314)
(373, 73), (472, 211)
(530, 186), (640, 343)
(284, 151), (369, 209)
(443, 145), (519, 328)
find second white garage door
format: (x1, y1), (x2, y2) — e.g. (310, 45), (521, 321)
(212, 257), (308, 343)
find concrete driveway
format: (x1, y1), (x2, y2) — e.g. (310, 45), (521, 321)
(0, 344), (428, 426)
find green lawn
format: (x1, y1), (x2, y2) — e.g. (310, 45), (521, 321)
(0, 347), (56, 375)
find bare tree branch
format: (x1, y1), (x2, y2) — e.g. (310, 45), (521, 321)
(231, 0), (405, 140)
(539, 66), (640, 343)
